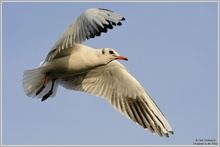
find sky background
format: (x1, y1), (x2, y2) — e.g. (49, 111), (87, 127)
(2, 1), (219, 146)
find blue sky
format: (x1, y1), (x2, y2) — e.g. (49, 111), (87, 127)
(2, 1), (218, 146)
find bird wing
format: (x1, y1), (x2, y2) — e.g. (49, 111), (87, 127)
(44, 8), (125, 62)
(59, 61), (174, 137)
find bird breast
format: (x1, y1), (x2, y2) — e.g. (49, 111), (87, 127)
(42, 45), (103, 78)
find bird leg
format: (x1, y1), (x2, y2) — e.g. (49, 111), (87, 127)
(42, 78), (56, 101)
(36, 73), (50, 96)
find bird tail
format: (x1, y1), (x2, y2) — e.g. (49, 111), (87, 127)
(22, 67), (59, 98)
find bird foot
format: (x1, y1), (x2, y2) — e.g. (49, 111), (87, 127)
(36, 73), (49, 96)
(42, 91), (52, 101)
(41, 78), (56, 101)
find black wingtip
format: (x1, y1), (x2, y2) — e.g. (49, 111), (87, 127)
(117, 22), (122, 26)
(121, 17), (125, 21)
(41, 98), (47, 102)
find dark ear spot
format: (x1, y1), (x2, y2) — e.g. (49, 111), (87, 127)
(102, 49), (105, 54)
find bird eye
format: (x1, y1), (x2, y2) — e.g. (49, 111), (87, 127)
(109, 50), (114, 54)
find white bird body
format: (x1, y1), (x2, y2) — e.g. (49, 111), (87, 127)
(22, 8), (174, 138)
(41, 44), (105, 78)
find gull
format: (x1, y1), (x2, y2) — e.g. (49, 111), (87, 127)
(22, 8), (174, 137)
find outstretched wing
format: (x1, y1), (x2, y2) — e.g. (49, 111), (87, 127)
(45, 8), (125, 62)
(59, 61), (174, 137)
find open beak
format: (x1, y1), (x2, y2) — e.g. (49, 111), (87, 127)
(116, 56), (128, 61)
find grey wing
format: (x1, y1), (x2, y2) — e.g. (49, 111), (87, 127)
(45, 8), (125, 62)
(59, 61), (174, 137)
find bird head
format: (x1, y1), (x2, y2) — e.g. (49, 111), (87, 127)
(100, 48), (128, 63)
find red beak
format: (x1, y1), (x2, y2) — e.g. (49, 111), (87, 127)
(116, 56), (128, 61)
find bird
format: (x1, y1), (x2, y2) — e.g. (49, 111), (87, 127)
(22, 8), (174, 137)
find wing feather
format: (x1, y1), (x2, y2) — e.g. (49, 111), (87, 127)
(60, 61), (173, 137)
(44, 8), (125, 62)
(124, 99), (137, 123)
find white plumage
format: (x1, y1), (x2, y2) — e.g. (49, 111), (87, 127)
(22, 8), (173, 137)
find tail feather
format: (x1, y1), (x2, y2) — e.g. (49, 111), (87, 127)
(22, 67), (59, 98)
